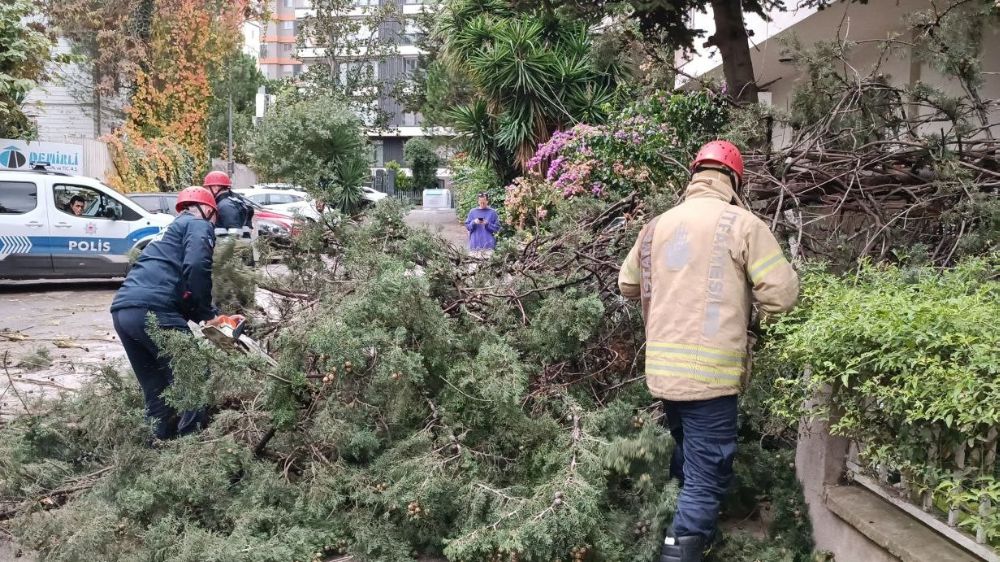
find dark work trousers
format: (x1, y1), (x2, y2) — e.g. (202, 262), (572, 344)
(112, 307), (204, 440)
(663, 395), (739, 541)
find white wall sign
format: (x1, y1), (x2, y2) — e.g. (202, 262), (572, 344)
(0, 139), (83, 174)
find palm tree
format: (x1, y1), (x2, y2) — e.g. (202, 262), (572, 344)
(436, 0), (622, 181)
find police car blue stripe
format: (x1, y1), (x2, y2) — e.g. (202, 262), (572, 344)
(127, 226), (162, 243)
(10, 227), (165, 257)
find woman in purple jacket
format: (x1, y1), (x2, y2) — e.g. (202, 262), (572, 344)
(464, 192), (500, 255)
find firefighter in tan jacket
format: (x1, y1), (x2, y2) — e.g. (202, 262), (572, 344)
(618, 141), (799, 562)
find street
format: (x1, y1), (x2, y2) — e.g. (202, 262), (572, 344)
(403, 208), (469, 247)
(0, 280), (124, 421)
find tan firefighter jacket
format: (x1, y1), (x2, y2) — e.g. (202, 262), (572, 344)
(618, 169), (799, 401)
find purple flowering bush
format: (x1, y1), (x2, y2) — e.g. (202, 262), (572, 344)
(505, 91), (730, 230)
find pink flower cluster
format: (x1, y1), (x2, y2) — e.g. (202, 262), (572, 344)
(612, 162), (651, 183)
(553, 161), (595, 197)
(505, 117), (669, 228)
(527, 130), (575, 170)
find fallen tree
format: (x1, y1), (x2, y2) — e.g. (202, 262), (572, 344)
(0, 199), (812, 562)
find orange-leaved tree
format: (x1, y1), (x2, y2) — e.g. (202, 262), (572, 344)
(119, 0), (249, 185)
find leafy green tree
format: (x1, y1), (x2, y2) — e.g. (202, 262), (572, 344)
(403, 138), (439, 190)
(251, 94), (370, 214)
(0, 0), (54, 139)
(297, 0), (401, 129)
(207, 52), (265, 162)
(514, 0), (784, 104)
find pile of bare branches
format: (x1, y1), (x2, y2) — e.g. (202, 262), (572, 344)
(747, 139), (997, 265)
(740, 43), (999, 265)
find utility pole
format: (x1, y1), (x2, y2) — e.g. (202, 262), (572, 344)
(227, 92), (235, 177)
(226, 55), (235, 177)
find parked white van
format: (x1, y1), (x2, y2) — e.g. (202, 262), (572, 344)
(0, 168), (173, 279)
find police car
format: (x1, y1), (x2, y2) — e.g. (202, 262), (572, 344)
(0, 168), (173, 279)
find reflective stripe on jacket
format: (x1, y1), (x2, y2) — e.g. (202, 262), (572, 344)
(618, 170), (799, 401)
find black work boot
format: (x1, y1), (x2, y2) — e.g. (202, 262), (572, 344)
(659, 534), (705, 562)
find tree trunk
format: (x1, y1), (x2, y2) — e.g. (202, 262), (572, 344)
(709, 0), (758, 104)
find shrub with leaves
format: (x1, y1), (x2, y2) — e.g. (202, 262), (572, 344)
(450, 153), (508, 236)
(404, 138), (441, 191)
(0, 0), (54, 139)
(252, 94), (370, 214)
(762, 257), (1000, 546)
(105, 131), (196, 193)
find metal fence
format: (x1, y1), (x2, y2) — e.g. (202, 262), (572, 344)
(371, 170), (414, 205)
(371, 170), (442, 207)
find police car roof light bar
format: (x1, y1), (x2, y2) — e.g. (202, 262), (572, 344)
(22, 160), (69, 176)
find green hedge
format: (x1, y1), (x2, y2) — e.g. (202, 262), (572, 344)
(763, 257), (1000, 545)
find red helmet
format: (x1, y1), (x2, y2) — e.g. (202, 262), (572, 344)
(175, 186), (218, 214)
(203, 170), (232, 188)
(691, 140), (744, 181)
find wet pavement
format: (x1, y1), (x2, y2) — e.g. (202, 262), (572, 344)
(404, 208), (469, 249)
(0, 280), (125, 420)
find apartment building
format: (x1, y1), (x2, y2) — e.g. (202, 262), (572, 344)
(271, 0), (448, 171)
(260, 0), (307, 80)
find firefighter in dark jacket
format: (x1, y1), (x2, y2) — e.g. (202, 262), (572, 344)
(202, 171), (253, 238)
(110, 187), (238, 440)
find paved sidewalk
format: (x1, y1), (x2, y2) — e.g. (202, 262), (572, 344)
(404, 208), (468, 250)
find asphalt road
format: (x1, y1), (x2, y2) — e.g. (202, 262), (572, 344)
(0, 279), (126, 421)
(404, 208), (470, 248)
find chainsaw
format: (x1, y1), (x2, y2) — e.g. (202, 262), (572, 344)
(189, 315), (277, 366)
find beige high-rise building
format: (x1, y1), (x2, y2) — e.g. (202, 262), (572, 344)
(259, 0), (305, 80)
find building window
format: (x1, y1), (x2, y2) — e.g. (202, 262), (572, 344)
(354, 0), (378, 6)
(282, 64), (294, 73)
(282, 21), (294, 30)
(283, 0), (293, 6)
(281, 42), (293, 53)
(259, 44), (268, 58)
(369, 141), (384, 167)
(348, 25), (372, 42)
(293, 64), (303, 75)
(401, 111), (420, 127)
(400, 20), (423, 46)
(402, 57), (418, 78)
(338, 60), (377, 86)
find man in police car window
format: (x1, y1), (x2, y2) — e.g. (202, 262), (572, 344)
(110, 187), (242, 441)
(68, 195), (85, 216)
(202, 171), (253, 237)
(618, 141), (799, 562)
